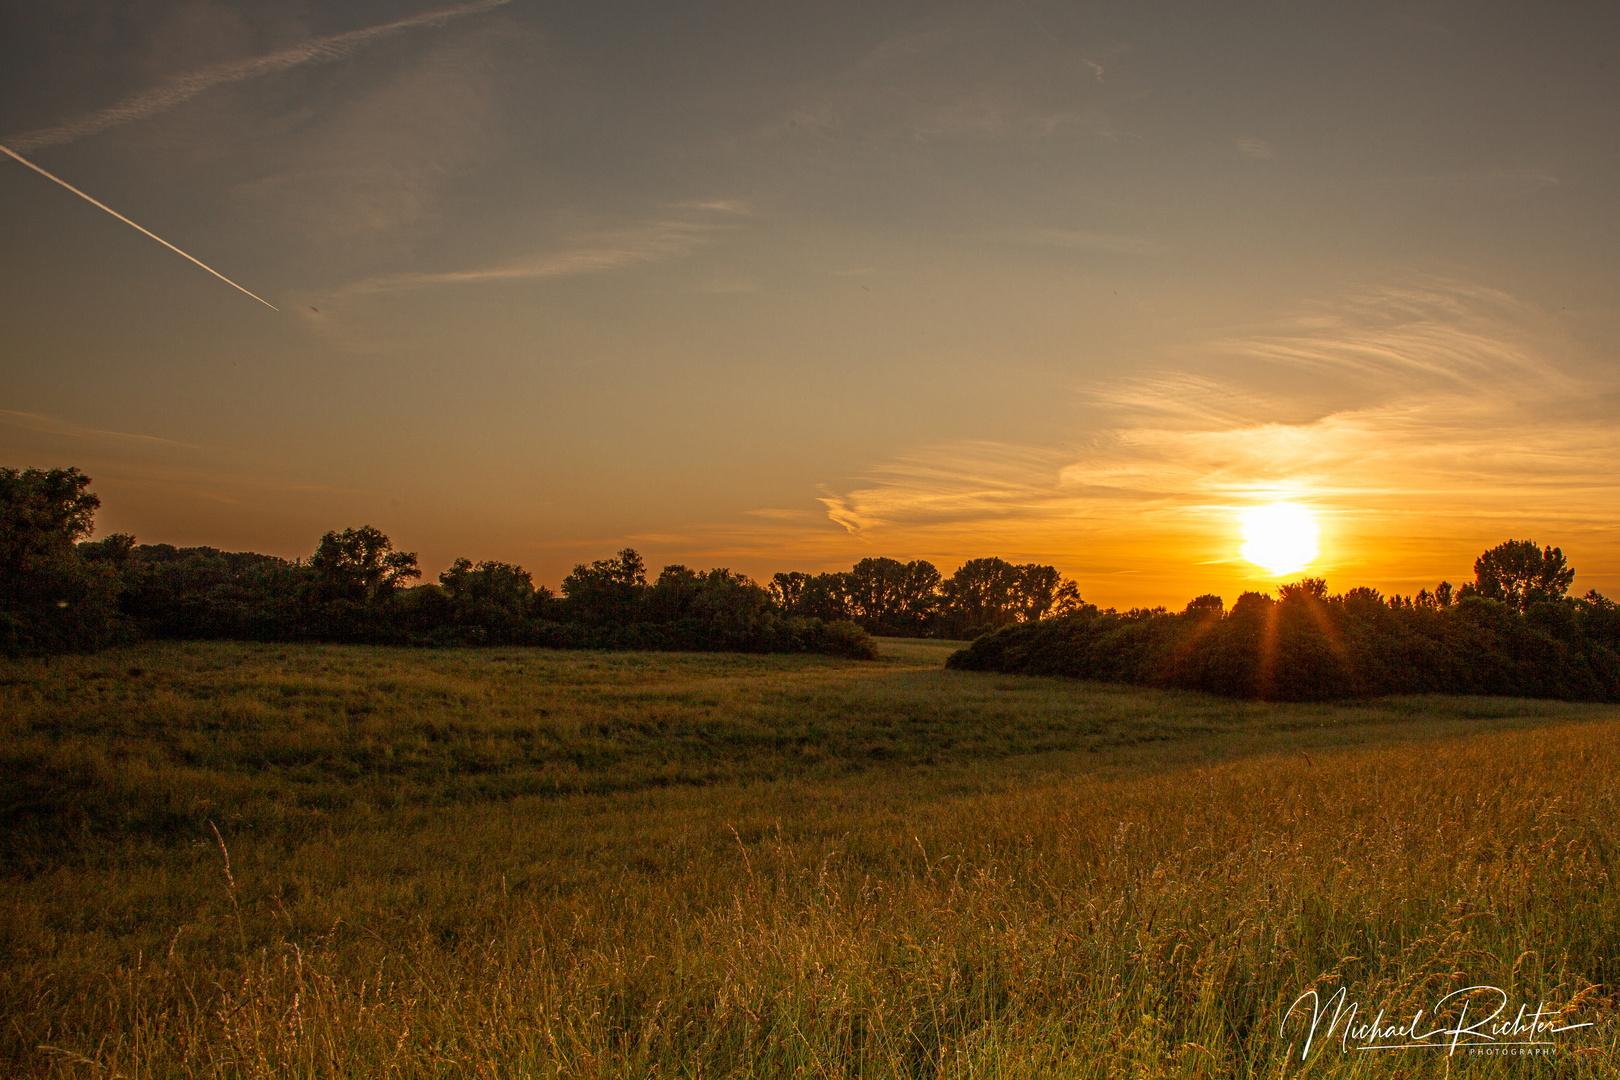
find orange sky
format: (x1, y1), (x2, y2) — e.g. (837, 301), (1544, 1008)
(3, 2), (1618, 608)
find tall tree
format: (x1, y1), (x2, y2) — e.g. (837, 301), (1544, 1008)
(845, 557), (907, 624)
(560, 548), (647, 622)
(797, 572), (853, 623)
(842, 558), (941, 634)
(942, 557), (1023, 628)
(1471, 540), (1574, 613)
(1052, 580), (1087, 616)
(310, 525), (420, 602)
(0, 467), (126, 654)
(1014, 563), (1063, 621)
(0, 466), (99, 564)
(897, 559), (943, 628)
(768, 571), (812, 613)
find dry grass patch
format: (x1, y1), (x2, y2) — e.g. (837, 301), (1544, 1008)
(2, 641), (1617, 1077)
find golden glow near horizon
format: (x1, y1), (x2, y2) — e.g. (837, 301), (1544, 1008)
(1239, 503), (1320, 577)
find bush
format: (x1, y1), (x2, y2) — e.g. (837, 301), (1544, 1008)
(948, 584), (1620, 703)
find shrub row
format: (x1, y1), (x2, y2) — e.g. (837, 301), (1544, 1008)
(947, 587), (1620, 702)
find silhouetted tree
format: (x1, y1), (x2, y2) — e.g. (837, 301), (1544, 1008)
(844, 558), (907, 624)
(1015, 563), (1063, 622)
(844, 557), (941, 634)
(767, 571), (812, 612)
(942, 557), (1023, 629)
(560, 547), (647, 623)
(1278, 577), (1329, 603)
(1466, 540), (1574, 613)
(1341, 586), (1383, 610)
(310, 526), (420, 602)
(1052, 580), (1086, 616)
(797, 572), (853, 623)
(438, 558), (534, 636)
(1229, 591), (1275, 619)
(0, 467), (126, 654)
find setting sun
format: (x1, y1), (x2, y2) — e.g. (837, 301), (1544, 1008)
(1239, 502), (1320, 576)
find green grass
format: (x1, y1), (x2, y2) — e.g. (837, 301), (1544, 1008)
(2, 640), (1617, 1077)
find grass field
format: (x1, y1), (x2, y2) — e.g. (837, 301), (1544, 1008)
(2, 639), (1617, 1077)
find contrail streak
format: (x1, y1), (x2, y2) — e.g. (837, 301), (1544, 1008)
(1, 143), (277, 310)
(4, 0), (511, 153)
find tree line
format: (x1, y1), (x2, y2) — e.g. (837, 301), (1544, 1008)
(13, 465), (1615, 702)
(765, 557), (1083, 638)
(0, 468), (879, 657)
(1, 466), (1074, 658)
(949, 541), (1620, 702)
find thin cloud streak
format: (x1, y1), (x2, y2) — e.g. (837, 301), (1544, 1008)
(0, 143), (277, 309)
(757, 10), (1115, 154)
(334, 216), (739, 297)
(1373, 168), (1560, 201)
(0, 409), (202, 449)
(3, 0), (511, 153)
(1201, 283), (1572, 393)
(1014, 228), (1165, 256)
(1236, 136), (1274, 158)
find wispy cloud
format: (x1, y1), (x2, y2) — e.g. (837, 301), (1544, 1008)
(818, 442), (1080, 536)
(0, 411), (368, 499)
(1012, 228), (1165, 256)
(744, 508), (816, 520)
(1236, 136), (1274, 159)
(3, 0), (511, 153)
(1374, 168), (1560, 200)
(672, 199), (754, 215)
(331, 210), (743, 297)
(758, 10), (1115, 152)
(1202, 281), (1576, 394)
(0, 409), (202, 449)
(230, 23), (516, 250)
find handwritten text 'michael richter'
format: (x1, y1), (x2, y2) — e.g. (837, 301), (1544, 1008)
(1282, 985), (1594, 1058)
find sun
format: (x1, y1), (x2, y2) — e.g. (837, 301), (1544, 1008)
(1239, 502), (1320, 576)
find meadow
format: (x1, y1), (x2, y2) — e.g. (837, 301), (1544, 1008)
(2, 640), (1617, 1077)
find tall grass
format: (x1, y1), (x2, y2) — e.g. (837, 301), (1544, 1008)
(2, 642), (1616, 1076)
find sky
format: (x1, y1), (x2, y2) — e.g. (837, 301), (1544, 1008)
(2, 0), (1617, 607)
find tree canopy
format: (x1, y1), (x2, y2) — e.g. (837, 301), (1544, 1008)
(0, 467), (127, 654)
(1466, 539), (1574, 613)
(310, 525), (421, 602)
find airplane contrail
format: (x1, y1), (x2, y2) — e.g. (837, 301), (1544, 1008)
(4, 0), (511, 153)
(1, 143), (277, 310)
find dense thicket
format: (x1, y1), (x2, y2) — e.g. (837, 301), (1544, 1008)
(0, 469), (876, 659)
(110, 547), (1078, 653)
(2, 467), (1091, 656)
(948, 564), (1620, 702)
(112, 543), (877, 658)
